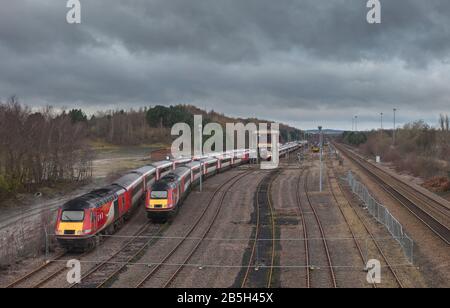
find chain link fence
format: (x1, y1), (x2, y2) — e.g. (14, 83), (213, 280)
(346, 171), (414, 264)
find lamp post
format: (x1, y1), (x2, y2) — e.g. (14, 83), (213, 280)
(393, 108), (397, 146)
(198, 124), (203, 192)
(318, 126), (323, 192)
(252, 130), (260, 165)
(380, 112), (384, 138)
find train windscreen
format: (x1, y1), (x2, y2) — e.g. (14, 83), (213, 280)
(151, 191), (168, 199)
(61, 210), (85, 222)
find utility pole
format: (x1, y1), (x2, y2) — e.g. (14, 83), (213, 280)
(393, 108), (397, 146)
(256, 129), (260, 165)
(198, 124), (203, 192)
(380, 112), (384, 138)
(318, 126), (323, 192)
(352, 117), (354, 131)
(380, 112), (383, 130)
(354, 116), (358, 131)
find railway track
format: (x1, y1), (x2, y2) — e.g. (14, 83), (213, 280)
(241, 171), (278, 288)
(293, 169), (310, 288)
(70, 222), (165, 288)
(303, 170), (337, 288)
(326, 163), (403, 288)
(4, 251), (70, 288)
(338, 143), (450, 218)
(135, 170), (255, 288)
(335, 143), (450, 245)
(4, 205), (150, 288)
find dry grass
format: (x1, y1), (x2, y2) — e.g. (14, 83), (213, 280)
(358, 123), (450, 183)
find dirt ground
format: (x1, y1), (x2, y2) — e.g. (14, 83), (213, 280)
(351, 147), (450, 202)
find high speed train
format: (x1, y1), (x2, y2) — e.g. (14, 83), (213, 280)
(145, 143), (303, 222)
(55, 143), (302, 249)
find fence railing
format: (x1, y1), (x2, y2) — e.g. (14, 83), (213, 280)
(346, 171), (414, 264)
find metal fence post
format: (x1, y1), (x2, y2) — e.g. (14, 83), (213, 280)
(345, 171), (414, 265)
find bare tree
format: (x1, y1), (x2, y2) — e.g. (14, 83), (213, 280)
(0, 97), (93, 198)
(446, 114), (449, 132)
(439, 114), (449, 132)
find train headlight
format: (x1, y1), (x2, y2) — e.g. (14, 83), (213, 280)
(76, 229), (91, 235)
(55, 230), (64, 235)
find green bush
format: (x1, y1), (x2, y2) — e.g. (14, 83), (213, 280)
(68, 109), (88, 123)
(342, 131), (367, 146)
(146, 105), (194, 128)
(0, 175), (21, 198)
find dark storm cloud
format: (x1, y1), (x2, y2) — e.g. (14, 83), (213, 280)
(0, 0), (450, 129)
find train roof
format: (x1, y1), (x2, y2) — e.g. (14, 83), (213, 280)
(132, 165), (156, 176)
(151, 166), (191, 191)
(199, 157), (218, 164)
(151, 160), (173, 168)
(151, 179), (175, 191)
(185, 161), (201, 169)
(220, 154), (233, 159)
(113, 172), (143, 190)
(169, 166), (191, 178)
(62, 185), (123, 210)
(172, 157), (192, 164)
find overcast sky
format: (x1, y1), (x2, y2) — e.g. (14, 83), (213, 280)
(1, 1), (449, 130)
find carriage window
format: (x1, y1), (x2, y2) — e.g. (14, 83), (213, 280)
(61, 210), (84, 222)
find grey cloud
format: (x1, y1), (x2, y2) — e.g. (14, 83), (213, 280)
(1, 0), (450, 129)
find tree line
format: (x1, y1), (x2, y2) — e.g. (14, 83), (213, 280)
(84, 105), (302, 146)
(0, 97), (93, 198)
(0, 99), (302, 198)
(343, 115), (450, 179)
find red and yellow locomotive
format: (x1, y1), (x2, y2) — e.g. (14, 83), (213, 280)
(55, 171), (148, 250)
(146, 166), (193, 222)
